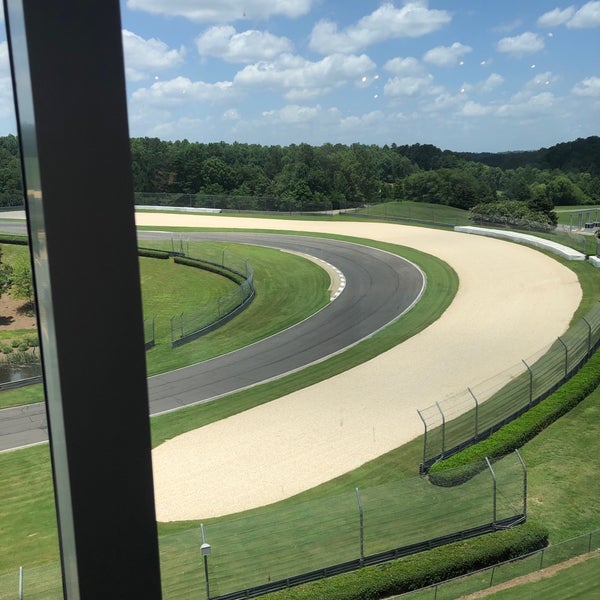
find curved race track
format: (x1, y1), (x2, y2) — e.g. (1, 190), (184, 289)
(0, 213), (583, 520)
(0, 226), (424, 450)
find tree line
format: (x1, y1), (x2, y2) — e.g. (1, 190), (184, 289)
(1, 134), (599, 225)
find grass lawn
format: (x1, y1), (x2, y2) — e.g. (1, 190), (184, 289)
(0, 221), (599, 598)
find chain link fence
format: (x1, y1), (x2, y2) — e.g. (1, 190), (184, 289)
(393, 529), (600, 599)
(168, 244), (254, 347)
(0, 453), (526, 599)
(418, 302), (600, 472)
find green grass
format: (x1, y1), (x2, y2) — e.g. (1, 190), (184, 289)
(0, 235), (457, 580)
(140, 240), (331, 375)
(352, 201), (472, 226)
(458, 552), (600, 600)
(0, 221), (599, 599)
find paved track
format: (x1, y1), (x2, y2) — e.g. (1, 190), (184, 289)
(0, 227), (424, 451)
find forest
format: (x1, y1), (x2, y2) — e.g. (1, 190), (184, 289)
(1, 134), (599, 226)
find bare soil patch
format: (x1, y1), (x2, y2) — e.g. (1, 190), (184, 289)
(0, 293), (36, 331)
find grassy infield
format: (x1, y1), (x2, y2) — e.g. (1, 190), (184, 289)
(0, 203), (599, 598)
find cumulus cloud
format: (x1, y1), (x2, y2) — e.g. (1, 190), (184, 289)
(496, 32), (545, 57)
(384, 74), (436, 98)
(496, 91), (555, 117)
(537, 6), (576, 28)
(460, 73), (505, 95)
(423, 42), (472, 67)
(567, 1), (600, 27)
(461, 101), (492, 116)
(309, 1), (451, 54)
(126, 0), (314, 22)
(261, 104), (324, 124)
(234, 53), (375, 100)
(122, 29), (185, 81)
(572, 76), (600, 96)
(384, 57), (424, 75)
(195, 26), (293, 63)
(537, 2), (600, 29)
(131, 76), (236, 107)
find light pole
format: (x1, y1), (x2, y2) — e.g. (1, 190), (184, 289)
(200, 523), (211, 599)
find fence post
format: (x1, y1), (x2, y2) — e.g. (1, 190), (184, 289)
(355, 488), (364, 564)
(417, 409), (428, 472)
(435, 402), (446, 457)
(485, 457), (497, 524)
(515, 449), (527, 519)
(18, 566), (23, 600)
(522, 360), (533, 406)
(468, 387), (478, 436)
(557, 336), (568, 378)
(582, 316), (592, 354)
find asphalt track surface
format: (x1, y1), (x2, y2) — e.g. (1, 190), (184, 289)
(0, 227), (425, 452)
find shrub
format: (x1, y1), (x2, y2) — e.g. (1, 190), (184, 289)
(428, 349), (600, 485)
(266, 522), (549, 600)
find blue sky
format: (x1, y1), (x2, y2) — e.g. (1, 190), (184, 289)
(1, 1), (599, 152)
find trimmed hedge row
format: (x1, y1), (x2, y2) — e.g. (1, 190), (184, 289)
(428, 348), (600, 486)
(266, 521), (549, 600)
(173, 255), (246, 285)
(137, 247), (171, 259)
(0, 233), (28, 245)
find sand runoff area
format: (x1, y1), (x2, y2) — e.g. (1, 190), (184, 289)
(135, 213), (582, 521)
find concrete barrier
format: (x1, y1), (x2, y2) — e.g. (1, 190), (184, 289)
(454, 226), (586, 261)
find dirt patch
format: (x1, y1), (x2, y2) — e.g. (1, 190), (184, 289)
(457, 549), (600, 599)
(0, 293), (36, 331)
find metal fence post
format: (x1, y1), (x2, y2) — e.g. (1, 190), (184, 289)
(582, 316), (592, 354)
(468, 387), (479, 436)
(435, 402), (446, 457)
(557, 336), (568, 378)
(18, 566), (23, 600)
(417, 409), (428, 471)
(521, 359), (533, 405)
(515, 449), (527, 519)
(356, 487), (364, 564)
(485, 457), (497, 524)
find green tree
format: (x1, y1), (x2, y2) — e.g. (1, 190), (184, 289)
(0, 247), (14, 297)
(10, 253), (34, 304)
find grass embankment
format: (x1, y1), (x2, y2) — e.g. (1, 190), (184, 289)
(1, 220), (599, 598)
(0, 234), (456, 577)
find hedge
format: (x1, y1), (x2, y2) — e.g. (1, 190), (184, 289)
(265, 521), (549, 600)
(428, 348), (600, 486)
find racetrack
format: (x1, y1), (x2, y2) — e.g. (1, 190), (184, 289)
(137, 214), (582, 521)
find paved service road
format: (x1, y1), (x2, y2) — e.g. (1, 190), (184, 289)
(0, 228), (425, 451)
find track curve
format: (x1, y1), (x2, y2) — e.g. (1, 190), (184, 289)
(0, 228), (425, 451)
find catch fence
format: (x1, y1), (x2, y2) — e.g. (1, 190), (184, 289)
(0, 453), (526, 599)
(169, 244), (254, 347)
(393, 528), (600, 599)
(418, 301), (600, 472)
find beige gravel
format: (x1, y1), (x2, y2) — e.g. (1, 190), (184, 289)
(136, 214), (582, 521)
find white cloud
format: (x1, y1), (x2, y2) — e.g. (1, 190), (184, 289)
(423, 42), (472, 67)
(222, 108), (241, 120)
(126, 0), (314, 22)
(131, 76), (236, 107)
(122, 29), (185, 81)
(567, 1), (600, 27)
(572, 76), (600, 96)
(537, 6), (576, 28)
(461, 101), (492, 116)
(384, 74), (436, 98)
(496, 91), (555, 117)
(496, 32), (545, 57)
(384, 57), (424, 75)
(460, 73), (505, 95)
(261, 104), (324, 124)
(309, 1), (451, 54)
(339, 110), (384, 130)
(195, 26), (293, 63)
(234, 53), (375, 100)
